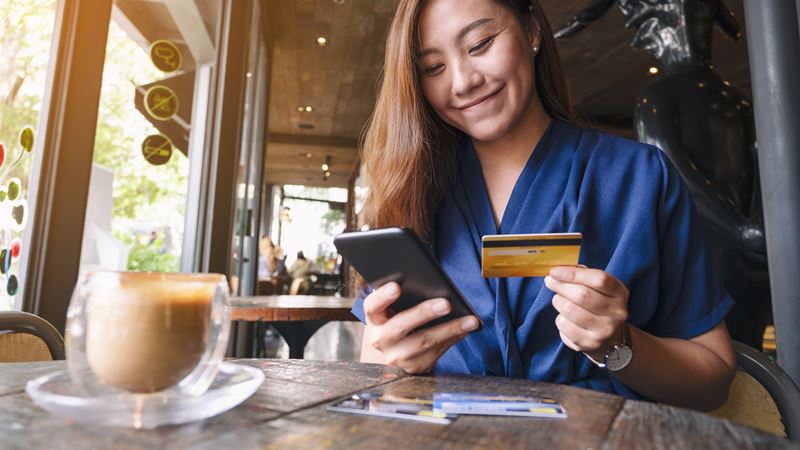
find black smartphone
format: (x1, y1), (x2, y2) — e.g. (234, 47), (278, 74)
(334, 227), (481, 331)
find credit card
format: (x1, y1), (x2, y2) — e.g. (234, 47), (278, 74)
(481, 232), (582, 278)
(432, 393), (567, 418)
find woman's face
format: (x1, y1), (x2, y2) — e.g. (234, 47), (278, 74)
(418, 0), (538, 142)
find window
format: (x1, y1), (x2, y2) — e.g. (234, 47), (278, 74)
(0, 0), (58, 310)
(79, 0), (221, 275)
(274, 185), (347, 276)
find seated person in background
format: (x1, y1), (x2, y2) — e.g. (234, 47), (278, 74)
(289, 251), (314, 295)
(258, 236), (287, 279)
(257, 237), (289, 295)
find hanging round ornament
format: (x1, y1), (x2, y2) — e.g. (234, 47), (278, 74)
(7, 275), (18, 296)
(7, 178), (21, 202)
(11, 238), (21, 259)
(0, 249), (9, 275)
(19, 126), (34, 152)
(9, 199), (27, 232)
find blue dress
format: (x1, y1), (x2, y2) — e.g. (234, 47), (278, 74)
(352, 119), (733, 400)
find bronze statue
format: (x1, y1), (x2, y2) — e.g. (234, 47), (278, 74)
(556, 0), (770, 349)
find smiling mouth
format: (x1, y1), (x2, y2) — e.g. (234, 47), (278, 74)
(458, 87), (503, 111)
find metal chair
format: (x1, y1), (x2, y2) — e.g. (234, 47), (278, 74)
(0, 311), (65, 362)
(710, 341), (800, 441)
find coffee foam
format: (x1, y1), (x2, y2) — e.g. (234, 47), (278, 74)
(86, 280), (216, 393)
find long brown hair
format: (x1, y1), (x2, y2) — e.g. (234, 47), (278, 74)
(356, 0), (575, 291)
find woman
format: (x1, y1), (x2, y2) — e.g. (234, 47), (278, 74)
(353, 0), (735, 411)
(258, 237), (287, 280)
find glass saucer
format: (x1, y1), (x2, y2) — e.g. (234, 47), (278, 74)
(25, 362), (264, 429)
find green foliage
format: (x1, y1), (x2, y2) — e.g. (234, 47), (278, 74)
(92, 22), (188, 227)
(90, 22), (188, 272)
(0, 0), (56, 309)
(125, 236), (180, 272)
(2, 4), (188, 275)
(320, 207), (344, 235)
(0, 0), (55, 192)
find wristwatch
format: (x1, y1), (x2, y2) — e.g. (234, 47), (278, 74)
(596, 323), (633, 372)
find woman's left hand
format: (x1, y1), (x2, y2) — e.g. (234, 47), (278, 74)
(544, 266), (629, 363)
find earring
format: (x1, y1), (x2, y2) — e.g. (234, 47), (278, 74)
(533, 46), (539, 55)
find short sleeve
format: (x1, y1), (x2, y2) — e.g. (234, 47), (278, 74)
(647, 151), (734, 338)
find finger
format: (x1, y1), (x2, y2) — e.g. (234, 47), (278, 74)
(387, 334), (463, 374)
(554, 314), (603, 353)
(363, 282), (402, 326)
(558, 330), (581, 352)
(376, 297), (453, 346)
(551, 294), (617, 335)
(544, 277), (610, 315)
(387, 315), (478, 363)
(548, 267), (625, 297)
(560, 329), (604, 366)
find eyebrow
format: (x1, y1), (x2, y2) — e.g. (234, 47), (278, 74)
(419, 18), (495, 58)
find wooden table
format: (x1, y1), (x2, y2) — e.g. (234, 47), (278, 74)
(230, 295), (357, 359)
(2, 360), (795, 449)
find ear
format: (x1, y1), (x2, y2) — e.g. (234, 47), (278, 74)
(528, 18), (543, 53)
(530, 31), (542, 49)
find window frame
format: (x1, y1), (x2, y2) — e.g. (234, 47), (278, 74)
(20, 0), (115, 332)
(21, 0), (265, 334)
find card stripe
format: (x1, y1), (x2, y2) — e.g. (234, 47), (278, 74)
(483, 238), (582, 248)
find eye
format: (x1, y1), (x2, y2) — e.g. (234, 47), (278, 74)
(469, 35), (496, 54)
(422, 64), (444, 77)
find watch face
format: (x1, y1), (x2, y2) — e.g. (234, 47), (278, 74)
(605, 345), (633, 372)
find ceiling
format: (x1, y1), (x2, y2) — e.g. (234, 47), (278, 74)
(114, 0), (751, 189)
(262, 0), (752, 188)
(111, 0), (751, 189)
(263, 0), (396, 188)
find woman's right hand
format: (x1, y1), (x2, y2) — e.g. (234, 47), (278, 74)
(362, 282), (479, 374)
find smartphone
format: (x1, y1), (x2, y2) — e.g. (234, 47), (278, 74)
(334, 227), (481, 331)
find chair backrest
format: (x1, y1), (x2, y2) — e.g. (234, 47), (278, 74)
(0, 311), (65, 362)
(710, 341), (800, 442)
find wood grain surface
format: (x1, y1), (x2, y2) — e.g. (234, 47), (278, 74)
(0, 359), (403, 450)
(1, 359), (795, 450)
(230, 295), (357, 322)
(204, 374), (624, 450)
(602, 399), (797, 450)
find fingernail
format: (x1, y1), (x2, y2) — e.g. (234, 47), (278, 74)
(432, 300), (449, 314)
(550, 267), (570, 280)
(544, 275), (554, 287)
(461, 317), (479, 332)
(384, 283), (399, 296)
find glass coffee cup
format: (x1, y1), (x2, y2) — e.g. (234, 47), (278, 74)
(65, 272), (231, 396)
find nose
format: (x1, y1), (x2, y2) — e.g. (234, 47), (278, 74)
(451, 58), (484, 97)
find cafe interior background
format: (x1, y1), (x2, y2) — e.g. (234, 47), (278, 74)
(1, 0), (799, 396)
